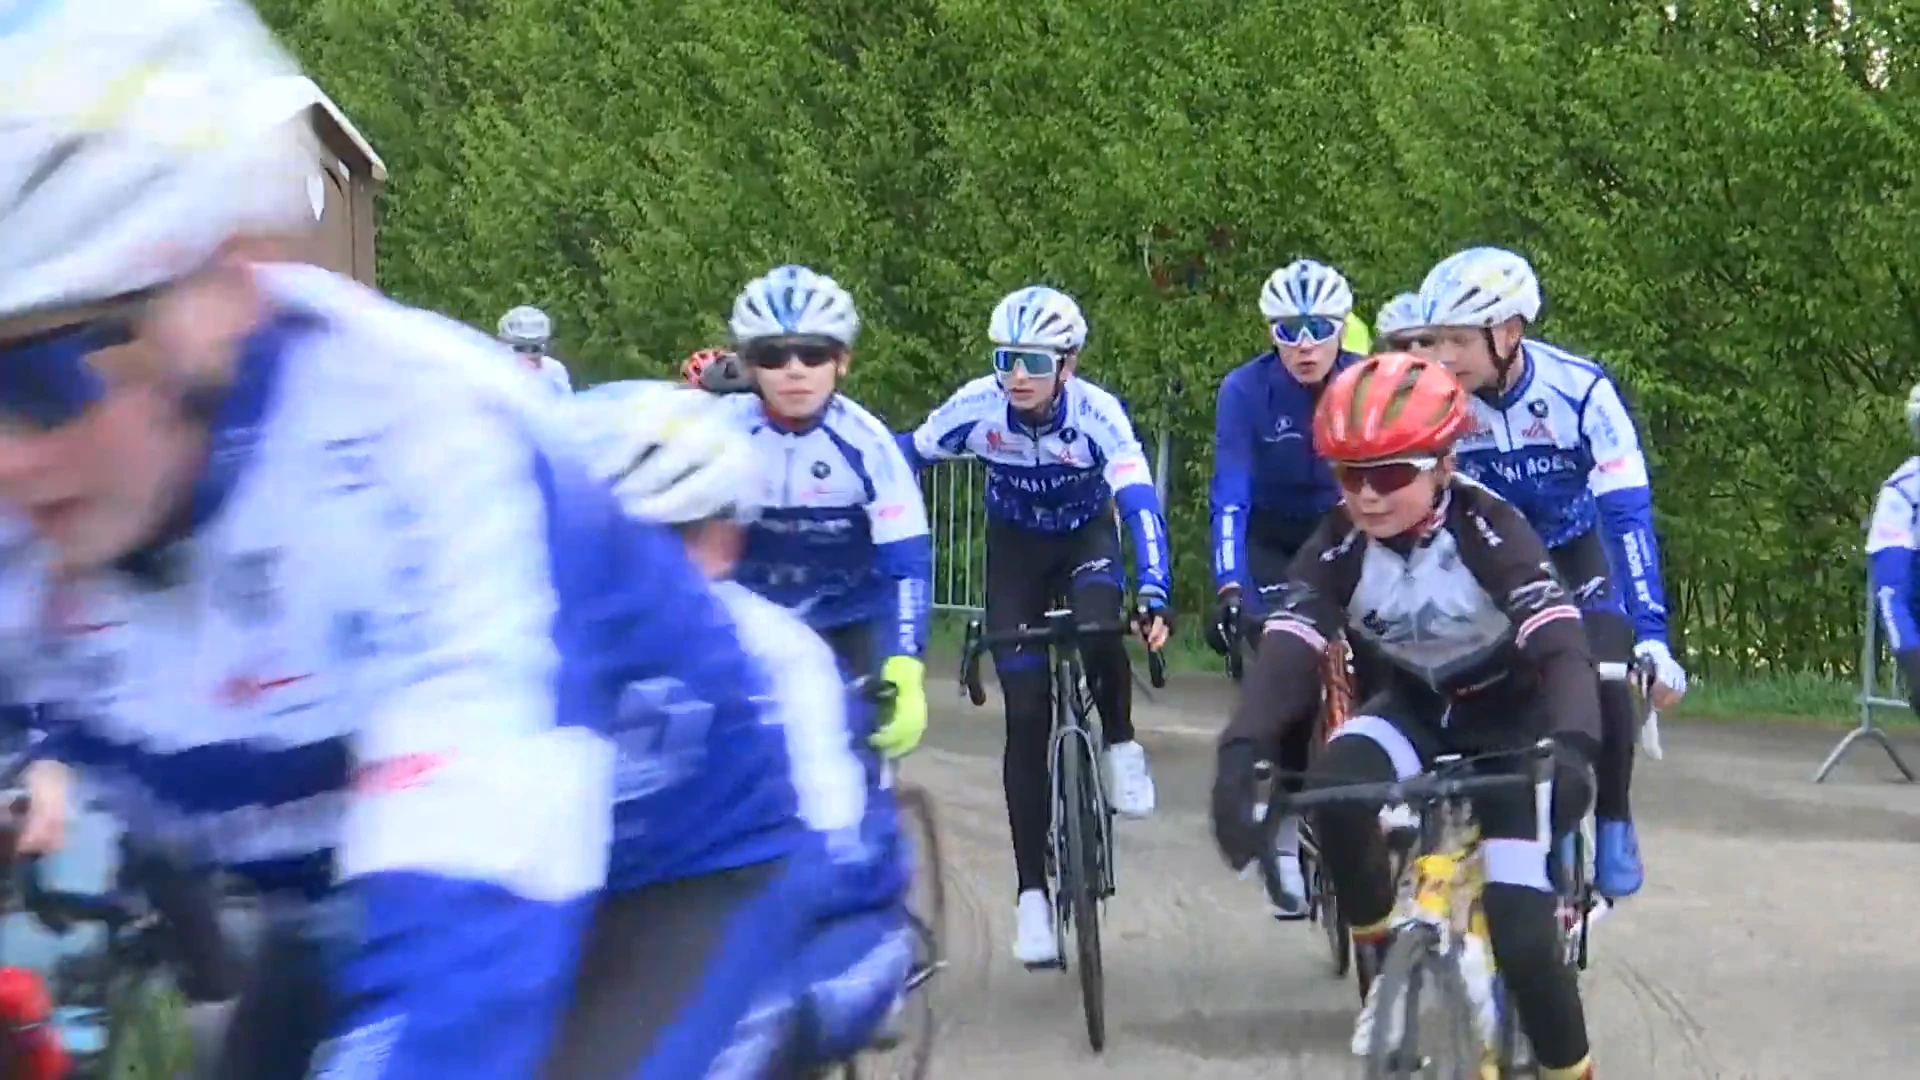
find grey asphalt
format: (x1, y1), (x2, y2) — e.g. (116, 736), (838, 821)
(907, 676), (1920, 1078)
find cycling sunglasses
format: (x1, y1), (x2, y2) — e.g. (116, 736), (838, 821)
(1333, 456), (1439, 496)
(510, 343), (543, 356)
(0, 316), (132, 431)
(1271, 315), (1343, 347)
(991, 348), (1061, 378)
(742, 340), (840, 370)
(1380, 331), (1437, 352)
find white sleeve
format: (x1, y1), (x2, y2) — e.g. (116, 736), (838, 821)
(847, 411), (930, 545)
(1868, 471), (1920, 554)
(1580, 377), (1651, 496)
(337, 402), (611, 903)
(1079, 388), (1155, 495)
(909, 379), (997, 463)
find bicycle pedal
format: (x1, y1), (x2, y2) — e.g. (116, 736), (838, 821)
(1023, 959), (1065, 972)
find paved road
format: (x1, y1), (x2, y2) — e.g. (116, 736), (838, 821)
(906, 679), (1920, 1078)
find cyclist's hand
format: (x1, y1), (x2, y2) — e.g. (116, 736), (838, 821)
(1136, 585), (1172, 652)
(870, 655), (928, 758)
(1209, 738), (1263, 871)
(1545, 733), (1598, 832)
(1631, 640), (1687, 709)
(1204, 586), (1240, 656)
(16, 760), (69, 856)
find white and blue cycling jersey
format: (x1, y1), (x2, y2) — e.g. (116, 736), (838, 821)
(537, 355), (573, 396)
(1452, 339), (1672, 644)
(899, 376), (1171, 594)
(720, 393), (932, 660)
(1867, 458), (1920, 652)
(0, 265), (822, 1079)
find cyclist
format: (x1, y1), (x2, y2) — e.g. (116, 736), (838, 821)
(1407, 246), (1688, 899)
(497, 303), (575, 395)
(1865, 381), (1920, 713)
(1374, 291), (1424, 352)
(1210, 353), (1600, 1080)
(551, 382), (910, 1076)
(683, 345), (751, 394)
(0, 3), (802, 1073)
(722, 266), (933, 760)
(900, 284), (1172, 966)
(1207, 258), (1361, 917)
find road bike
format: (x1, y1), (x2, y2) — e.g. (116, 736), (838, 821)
(958, 605), (1164, 1052)
(1259, 741), (1586, 1079)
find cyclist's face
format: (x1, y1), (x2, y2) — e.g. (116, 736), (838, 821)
(1411, 327), (1498, 391)
(0, 265), (260, 570)
(750, 346), (847, 421)
(1000, 358), (1064, 412)
(1342, 458), (1450, 539)
(1276, 337), (1341, 385)
(511, 345), (544, 371)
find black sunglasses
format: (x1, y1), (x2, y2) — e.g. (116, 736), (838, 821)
(742, 341), (840, 369)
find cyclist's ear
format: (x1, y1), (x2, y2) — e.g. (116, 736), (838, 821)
(1061, 350), (1080, 378)
(833, 347), (852, 378)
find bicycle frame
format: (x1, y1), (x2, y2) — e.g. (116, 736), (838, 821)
(1048, 640), (1113, 911)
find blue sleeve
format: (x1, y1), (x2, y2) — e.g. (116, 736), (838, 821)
(315, 411), (617, 1079)
(1082, 391), (1171, 596)
(1867, 474), (1920, 654)
(1209, 375), (1254, 592)
(895, 432), (928, 473)
(1870, 548), (1920, 654)
(859, 426), (933, 659)
(1113, 484), (1171, 595)
(1594, 487), (1672, 644)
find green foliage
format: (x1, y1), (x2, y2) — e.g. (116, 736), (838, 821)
(259, 0), (1920, 677)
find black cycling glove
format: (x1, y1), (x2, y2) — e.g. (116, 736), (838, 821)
(1205, 588), (1240, 657)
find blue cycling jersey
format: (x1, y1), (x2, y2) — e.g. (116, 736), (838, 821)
(900, 376), (1171, 594)
(1209, 350), (1358, 590)
(722, 394), (932, 658)
(1452, 339), (1672, 644)
(1868, 457), (1920, 653)
(0, 266), (828, 1079)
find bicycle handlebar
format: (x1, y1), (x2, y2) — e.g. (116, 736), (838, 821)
(18, 856), (142, 934)
(958, 611), (1165, 707)
(1256, 739), (1558, 847)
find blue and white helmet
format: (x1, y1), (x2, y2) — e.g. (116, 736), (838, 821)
(989, 286), (1088, 352)
(1417, 247), (1542, 329)
(497, 305), (552, 348)
(1258, 259), (1354, 322)
(1375, 292), (1425, 339)
(729, 265), (860, 347)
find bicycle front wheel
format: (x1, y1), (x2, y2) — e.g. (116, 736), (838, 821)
(1365, 926), (1482, 1080)
(1060, 733), (1106, 1052)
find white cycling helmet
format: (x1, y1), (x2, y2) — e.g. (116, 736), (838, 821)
(0, 0), (320, 320)
(1376, 292), (1426, 340)
(989, 285), (1088, 352)
(569, 381), (759, 524)
(1258, 259), (1354, 322)
(498, 305), (553, 349)
(1417, 246), (1543, 329)
(729, 265), (860, 347)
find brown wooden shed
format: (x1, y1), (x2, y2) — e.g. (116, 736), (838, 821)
(259, 76), (387, 285)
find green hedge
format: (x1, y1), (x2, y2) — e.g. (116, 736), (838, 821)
(257, 0), (1920, 677)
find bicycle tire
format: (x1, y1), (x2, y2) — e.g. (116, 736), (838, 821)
(854, 784), (945, 1080)
(1365, 926), (1481, 1080)
(1311, 849), (1351, 977)
(1060, 729), (1106, 1052)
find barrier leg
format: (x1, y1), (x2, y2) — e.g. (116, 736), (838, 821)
(1815, 592), (1917, 783)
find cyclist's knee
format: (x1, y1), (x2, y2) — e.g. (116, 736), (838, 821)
(1304, 731), (1394, 838)
(1479, 881), (1563, 976)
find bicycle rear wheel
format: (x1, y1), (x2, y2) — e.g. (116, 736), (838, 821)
(1060, 732), (1106, 1052)
(1365, 926), (1481, 1080)
(1307, 842), (1351, 977)
(848, 785), (947, 1080)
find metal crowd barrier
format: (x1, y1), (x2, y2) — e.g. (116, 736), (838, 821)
(1817, 576), (1917, 782)
(921, 431), (1172, 615)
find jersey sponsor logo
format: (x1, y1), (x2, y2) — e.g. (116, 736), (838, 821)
(985, 430), (1009, 451)
(1477, 447), (1585, 487)
(1059, 428), (1079, 444)
(611, 676), (722, 801)
(353, 751), (447, 793)
(215, 671), (313, 708)
(1109, 459), (1148, 483)
(320, 434), (382, 495)
(1528, 398), (1550, 418)
(811, 461), (831, 479)
(1520, 418), (1552, 440)
(1263, 415), (1304, 444)
(1471, 512), (1503, 548)
(212, 548), (285, 625)
(1593, 455), (1633, 475)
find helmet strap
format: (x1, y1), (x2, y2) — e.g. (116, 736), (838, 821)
(1485, 326), (1525, 393)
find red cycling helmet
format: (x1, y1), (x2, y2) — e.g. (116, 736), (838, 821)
(682, 347), (732, 387)
(1314, 352), (1470, 462)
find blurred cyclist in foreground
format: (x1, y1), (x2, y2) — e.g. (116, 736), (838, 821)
(551, 382), (911, 1076)
(0, 2), (787, 1074)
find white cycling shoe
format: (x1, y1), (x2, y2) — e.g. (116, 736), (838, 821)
(1104, 740), (1156, 818)
(1013, 889), (1058, 967)
(1267, 853), (1309, 920)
